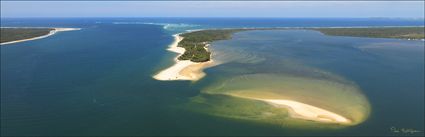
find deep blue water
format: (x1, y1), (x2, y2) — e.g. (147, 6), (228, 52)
(1, 18), (424, 136)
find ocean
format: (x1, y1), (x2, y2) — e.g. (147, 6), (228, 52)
(1, 18), (424, 136)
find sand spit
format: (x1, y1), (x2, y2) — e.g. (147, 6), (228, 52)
(153, 34), (215, 81)
(1, 28), (81, 45)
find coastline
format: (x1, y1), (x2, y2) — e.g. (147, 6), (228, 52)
(0, 28), (81, 45)
(230, 94), (352, 124)
(153, 34), (215, 81)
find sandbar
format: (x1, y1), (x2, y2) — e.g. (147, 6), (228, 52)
(231, 95), (351, 124)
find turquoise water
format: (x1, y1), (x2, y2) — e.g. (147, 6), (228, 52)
(198, 30), (424, 135)
(1, 18), (424, 136)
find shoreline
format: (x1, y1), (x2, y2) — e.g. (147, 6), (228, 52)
(1, 28), (81, 45)
(263, 99), (351, 124)
(153, 34), (215, 81)
(230, 95), (352, 124)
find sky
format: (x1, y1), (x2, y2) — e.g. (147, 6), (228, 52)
(1, 1), (424, 18)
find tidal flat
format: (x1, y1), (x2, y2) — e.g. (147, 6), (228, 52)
(183, 29), (423, 130)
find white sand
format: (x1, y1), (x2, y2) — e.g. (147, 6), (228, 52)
(155, 33), (351, 124)
(153, 34), (215, 81)
(231, 94), (351, 124)
(263, 99), (351, 124)
(1, 28), (81, 45)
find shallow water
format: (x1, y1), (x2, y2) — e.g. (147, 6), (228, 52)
(189, 30), (373, 127)
(193, 30), (424, 135)
(1, 18), (424, 136)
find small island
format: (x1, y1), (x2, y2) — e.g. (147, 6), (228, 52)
(1, 27), (80, 45)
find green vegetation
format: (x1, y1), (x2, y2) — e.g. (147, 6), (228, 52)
(314, 27), (425, 40)
(1, 28), (53, 44)
(178, 27), (424, 62)
(178, 29), (247, 62)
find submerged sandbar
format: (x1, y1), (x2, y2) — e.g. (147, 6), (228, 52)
(197, 73), (371, 126)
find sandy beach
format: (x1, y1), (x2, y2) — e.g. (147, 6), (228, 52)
(231, 95), (351, 124)
(153, 34), (215, 81)
(0, 28), (81, 45)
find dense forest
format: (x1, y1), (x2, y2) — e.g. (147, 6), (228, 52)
(1, 28), (53, 44)
(178, 29), (246, 62)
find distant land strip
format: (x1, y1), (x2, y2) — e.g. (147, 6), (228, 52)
(1, 27), (80, 45)
(313, 27), (425, 40)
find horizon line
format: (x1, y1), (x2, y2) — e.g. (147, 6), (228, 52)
(1, 17), (424, 19)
